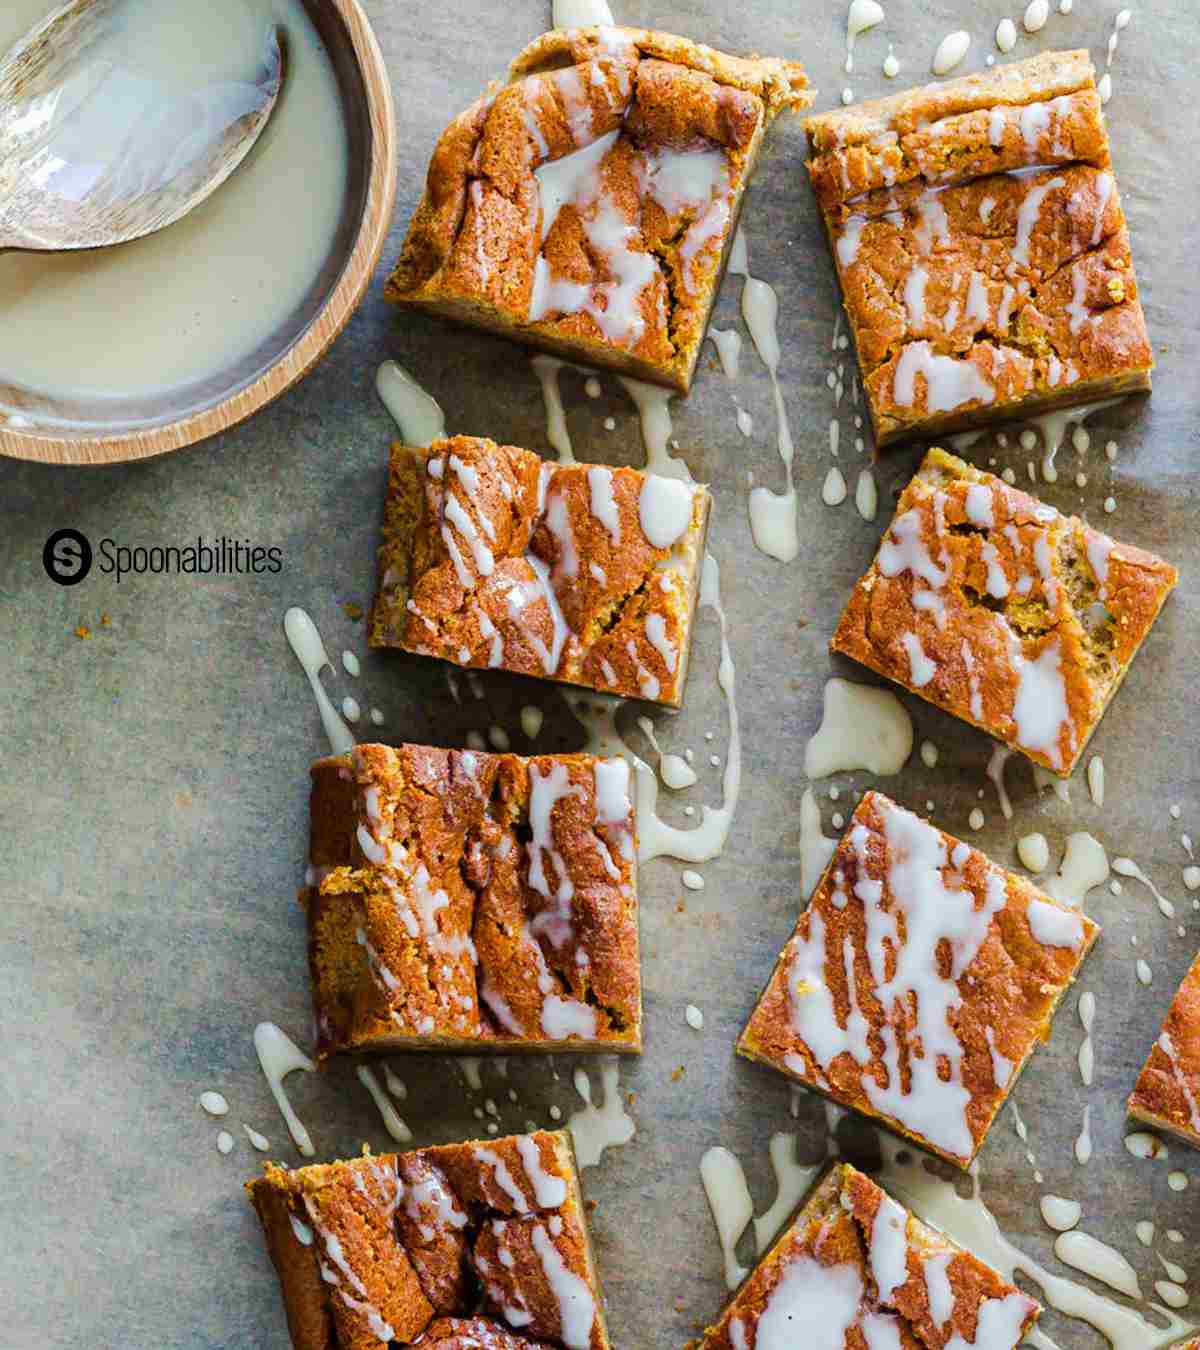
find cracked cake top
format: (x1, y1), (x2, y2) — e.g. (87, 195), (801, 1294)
(387, 27), (808, 390)
(699, 1163), (1040, 1349)
(248, 1130), (609, 1350)
(738, 791), (1099, 1167)
(305, 742), (640, 1055)
(370, 436), (710, 707)
(831, 448), (1177, 776)
(805, 50), (1153, 445)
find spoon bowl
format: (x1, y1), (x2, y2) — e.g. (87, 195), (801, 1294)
(0, 0), (284, 252)
(0, 0), (395, 466)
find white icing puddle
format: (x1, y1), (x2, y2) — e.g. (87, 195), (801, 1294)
(552, 0), (614, 29)
(1078, 990), (1096, 1087)
(1018, 832), (1050, 874)
(1089, 755), (1106, 806)
(804, 677), (913, 777)
(1041, 1195), (1082, 1232)
(1125, 1132), (1169, 1161)
(568, 1057), (635, 1167)
(855, 468), (878, 521)
(932, 30), (971, 76)
(1043, 833), (1109, 908)
(253, 1022), (316, 1157)
(377, 360), (446, 446)
(199, 1090), (229, 1117)
(284, 607), (355, 756)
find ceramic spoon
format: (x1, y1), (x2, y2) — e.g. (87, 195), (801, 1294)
(0, 0), (284, 252)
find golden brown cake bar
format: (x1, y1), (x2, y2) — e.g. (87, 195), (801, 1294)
(737, 791), (1099, 1168)
(306, 743), (640, 1058)
(248, 1130), (610, 1350)
(698, 1162), (1040, 1349)
(805, 50), (1153, 446)
(370, 436), (710, 708)
(832, 448), (1176, 777)
(387, 27), (809, 391)
(1128, 952), (1200, 1150)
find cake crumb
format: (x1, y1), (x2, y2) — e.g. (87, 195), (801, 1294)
(343, 601), (364, 620)
(74, 625), (91, 640)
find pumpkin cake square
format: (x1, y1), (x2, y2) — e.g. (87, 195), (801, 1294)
(305, 742), (640, 1058)
(386, 26), (809, 391)
(697, 1162), (1040, 1349)
(1128, 952), (1200, 1150)
(805, 49), (1152, 447)
(831, 448), (1176, 777)
(248, 1129), (611, 1350)
(737, 791), (1099, 1168)
(369, 436), (711, 708)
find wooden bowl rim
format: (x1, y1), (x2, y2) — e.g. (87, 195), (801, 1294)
(0, 0), (396, 467)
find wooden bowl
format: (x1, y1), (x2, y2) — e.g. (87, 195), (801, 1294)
(0, 0), (396, 466)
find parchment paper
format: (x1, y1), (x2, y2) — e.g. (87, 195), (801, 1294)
(2, 2), (1199, 1346)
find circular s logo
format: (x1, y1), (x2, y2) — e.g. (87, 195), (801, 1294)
(43, 528), (93, 586)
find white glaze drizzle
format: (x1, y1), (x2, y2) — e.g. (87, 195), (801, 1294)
(844, 0), (885, 74)
(530, 355), (578, 464)
(567, 1057), (634, 1167)
(284, 607), (355, 755)
(1043, 833), (1109, 908)
(1054, 1231), (1141, 1300)
(700, 1146), (753, 1288)
(877, 1132), (1195, 1349)
(1112, 856), (1176, 919)
(632, 554), (740, 864)
(552, 0), (614, 27)
(253, 1021), (316, 1157)
(1078, 990), (1096, 1087)
(799, 787), (838, 902)
(199, 1090), (229, 1117)
(356, 1064), (412, 1143)
(742, 270), (799, 561)
(376, 361), (446, 446)
(804, 678), (913, 778)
